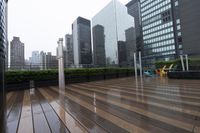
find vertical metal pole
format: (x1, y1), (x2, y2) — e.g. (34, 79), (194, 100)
(180, 55), (185, 71)
(134, 53), (137, 78)
(58, 38), (65, 90)
(139, 51), (142, 77)
(185, 55), (189, 71)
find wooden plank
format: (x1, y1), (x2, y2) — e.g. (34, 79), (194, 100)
(38, 88), (88, 133)
(51, 87), (147, 133)
(30, 88), (51, 133)
(6, 91), (24, 133)
(40, 88), (108, 133)
(35, 89), (70, 133)
(17, 90), (33, 133)
(67, 86), (193, 133)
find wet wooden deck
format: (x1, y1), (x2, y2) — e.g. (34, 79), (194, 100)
(6, 77), (200, 133)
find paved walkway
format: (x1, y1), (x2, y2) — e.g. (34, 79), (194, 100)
(6, 77), (200, 133)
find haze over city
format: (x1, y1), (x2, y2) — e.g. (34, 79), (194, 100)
(8, 0), (130, 59)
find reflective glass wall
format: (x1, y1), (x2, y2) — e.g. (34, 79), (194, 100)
(0, 0), (7, 132)
(92, 0), (135, 66)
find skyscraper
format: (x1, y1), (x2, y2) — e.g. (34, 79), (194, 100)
(72, 17), (92, 67)
(125, 27), (136, 66)
(92, 25), (106, 67)
(46, 52), (57, 69)
(31, 51), (40, 69)
(39, 51), (46, 70)
(92, 0), (135, 65)
(126, 0), (143, 53)
(118, 41), (127, 66)
(65, 34), (74, 66)
(179, 0), (200, 57)
(0, 0), (8, 132)
(140, 0), (181, 66)
(10, 37), (25, 70)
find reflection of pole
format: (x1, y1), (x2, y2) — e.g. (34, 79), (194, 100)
(139, 51), (142, 77)
(185, 55), (189, 71)
(180, 55), (185, 71)
(134, 53), (137, 78)
(58, 38), (65, 90)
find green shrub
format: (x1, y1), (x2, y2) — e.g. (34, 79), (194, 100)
(5, 68), (134, 84)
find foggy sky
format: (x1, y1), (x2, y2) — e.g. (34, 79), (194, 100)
(8, 0), (130, 59)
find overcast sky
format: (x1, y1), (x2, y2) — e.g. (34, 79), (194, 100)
(8, 0), (130, 59)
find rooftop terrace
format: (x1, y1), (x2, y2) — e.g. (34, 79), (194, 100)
(6, 77), (200, 133)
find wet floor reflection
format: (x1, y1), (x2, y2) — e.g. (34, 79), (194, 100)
(6, 77), (200, 133)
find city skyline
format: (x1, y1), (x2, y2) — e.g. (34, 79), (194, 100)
(8, 0), (130, 59)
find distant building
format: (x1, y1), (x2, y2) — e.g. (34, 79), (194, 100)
(125, 27), (136, 66)
(118, 41), (127, 67)
(46, 52), (57, 69)
(31, 51), (40, 69)
(92, 0), (135, 65)
(65, 34), (74, 67)
(10, 37), (25, 70)
(39, 51), (46, 70)
(126, 0), (143, 54)
(92, 25), (106, 67)
(72, 17), (92, 67)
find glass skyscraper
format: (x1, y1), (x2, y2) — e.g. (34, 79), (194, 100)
(72, 17), (92, 67)
(0, 0), (8, 132)
(92, 0), (135, 65)
(140, 0), (180, 66)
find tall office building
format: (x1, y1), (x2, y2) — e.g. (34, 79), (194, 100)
(39, 51), (46, 70)
(10, 37), (25, 70)
(140, 0), (182, 66)
(125, 27), (136, 66)
(118, 41), (127, 66)
(92, 25), (106, 67)
(179, 0), (200, 57)
(126, 0), (143, 53)
(92, 0), (135, 65)
(31, 51), (40, 69)
(0, 0), (8, 132)
(65, 34), (74, 66)
(72, 17), (92, 67)
(46, 52), (57, 69)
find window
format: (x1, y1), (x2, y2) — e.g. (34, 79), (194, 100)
(175, 1), (178, 6)
(177, 25), (181, 30)
(176, 19), (180, 24)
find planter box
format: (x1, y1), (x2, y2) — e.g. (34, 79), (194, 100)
(168, 71), (200, 79)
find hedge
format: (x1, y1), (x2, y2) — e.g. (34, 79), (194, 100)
(5, 68), (134, 85)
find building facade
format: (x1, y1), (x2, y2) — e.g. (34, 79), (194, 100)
(179, 0), (200, 57)
(0, 0), (8, 132)
(65, 34), (74, 67)
(72, 17), (92, 67)
(39, 51), (46, 70)
(125, 27), (136, 66)
(126, 0), (143, 54)
(46, 52), (57, 69)
(92, 0), (135, 66)
(140, 0), (183, 66)
(92, 25), (106, 67)
(10, 37), (25, 70)
(31, 51), (40, 69)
